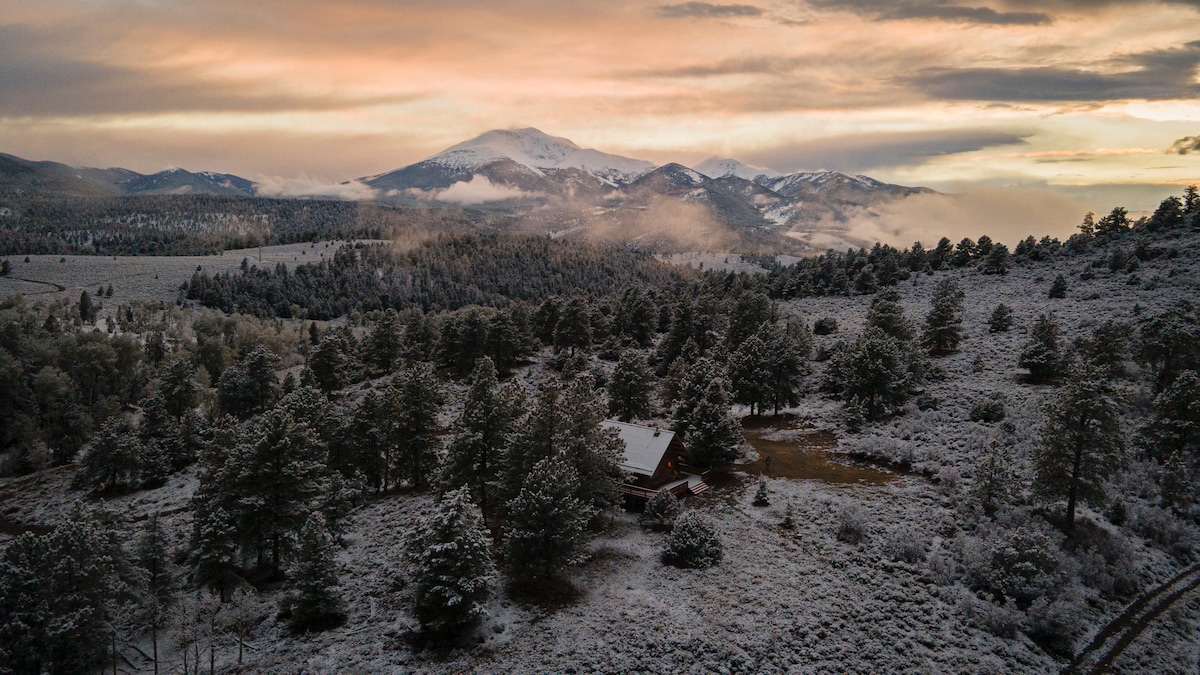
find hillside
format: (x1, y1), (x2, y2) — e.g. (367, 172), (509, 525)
(0, 198), (1198, 674)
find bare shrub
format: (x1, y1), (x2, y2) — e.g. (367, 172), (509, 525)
(836, 504), (869, 544)
(887, 526), (929, 563)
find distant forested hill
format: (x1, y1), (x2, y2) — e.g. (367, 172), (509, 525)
(185, 233), (686, 318)
(0, 196), (476, 256)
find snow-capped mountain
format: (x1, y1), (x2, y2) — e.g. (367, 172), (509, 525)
(694, 157), (781, 182)
(425, 128), (655, 185)
(0, 153), (256, 198)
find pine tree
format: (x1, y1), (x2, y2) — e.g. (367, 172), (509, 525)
(726, 289), (776, 351)
(608, 350), (653, 422)
(1048, 274), (1068, 299)
(217, 346), (279, 418)
(283, 512), (344, 631)
(1019, 314), (1064, 383)
(684, 379), (742, 468)
(559, 376), (626, 511)
(406, 488), (495, 634)
(387, 364), (444, 489)
(729, 331), (770, 415)
(441, 357), (524, 520)
(1136, 302), (1200, 392)
(640, 490), (681, 531)
(989, 304), (1014, 333)
(158, 357), (198, 420)
(1140, 369), (1200, 459)
(972, 440), (1016, 516)
(980, 243), (1010, 275)
(824, 327), (911, 419)
(499, 383), (563, 505)
(865, 288), (913, 343)
(307, 329), (353, 393)
(553, 296), (592, 356)
(922, 278), (964, 356)
(364, 308), (403, 374)
(137, 513), (171, 674)
(503, 457), (591, 583)
(752, 477), (770, 506)
(73, 417), (144, 493)
(225, 396), (332, 573)
(662, 510), (722, 569)
(1032, 369), (1125, 530)
(78, 289), (96, 323)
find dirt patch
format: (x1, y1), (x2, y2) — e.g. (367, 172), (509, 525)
(739, 414), (897, 485)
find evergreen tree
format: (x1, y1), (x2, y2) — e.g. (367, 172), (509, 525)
(78, 289), (96, 323)
(980, 243), (1010, 275)
(729, 331), (770, 415)
(865, 288), (913, 343)
(640, 490), (681, 531)
(930, 237), (954, 270)
(158, 357), (198, 419)
(726, 289), (776, 351)
(972, 440), (1016, 516)
(1032, 369), (1125, 530)
(216, 346), (279, 418)
(989, 304), (1014, 333)
(1019, 314), (1064, 383)
(1140, 369), (1200, 460)
(684, 379), (742, 468)
(922, 277), (964, 356)
(662, 510), (722, 569)
(441, 358), (524, 520)
(283, 512), (344, 631)
(307, 329), (353, 393)
(499, 383), (563, 505)
(608, 350), (654, 421)
(406, 488), (495, 634)
(1075, 320), (1129, 375)
(824, 327), (911, 419)
(346, 390), (391, 491)
(671, 357), (724, 437)
(553, 296), (592, 356)
(137, 513), (171, 673)
(1136, 302), (1200, 392)
(224, 393), (332, 573)
(559, 376), (626, 511)
(1146, 195), (1184, 231)
(1096, 206), (1131, 239)
(0, 509), (128, 675)
(387, 364), (444, 489)
(1048, 274), (1068, 299)
(503, 457), (591, 583)
(363, 308), (403, 374)
(74, 417), (144, 493)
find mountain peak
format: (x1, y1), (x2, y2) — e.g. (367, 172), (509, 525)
(423, 128), (655, 184)
(694, 157), (781, 181)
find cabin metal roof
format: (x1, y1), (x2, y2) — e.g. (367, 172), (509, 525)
(601, 420), (675, 477)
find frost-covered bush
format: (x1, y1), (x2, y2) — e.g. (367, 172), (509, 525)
(662, 510), (722, 569)
(969, 394), (1006, 423)
(752, 478), (770, 506)
(640, 490), (681, 532)
(1129, 503), (1195, 558)
(887, 525), (929, 563)
(915, 393), (941, 411)
(813, 317), (838, 335)
(1026, 585), (1086, 654)
(957, 591), (1023, 639)
(836, 504), (869, 544)
(965, 526), (1061, 609)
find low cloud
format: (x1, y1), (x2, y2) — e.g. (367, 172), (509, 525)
(656, 2), (764, 18)
(253, 176), (377, 200)
(433, 175), (530, 204)
(905, 40), (1200, 103)
(826, 187), (1088, 248)
(1167, 135), (1200, 155)
(808, 1), (1048, 25)
(746, 129), (1029, 173)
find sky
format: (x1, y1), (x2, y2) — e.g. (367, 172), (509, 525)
(1, 0), (1199, 212)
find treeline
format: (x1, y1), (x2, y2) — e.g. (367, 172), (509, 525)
(0, 195), (470, 256)
(185, 233), (686, 318)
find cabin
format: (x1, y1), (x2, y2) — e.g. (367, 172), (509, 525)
(600, 420), (710, 502)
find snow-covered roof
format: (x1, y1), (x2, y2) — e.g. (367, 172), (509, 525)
(601, 420), (676, 477)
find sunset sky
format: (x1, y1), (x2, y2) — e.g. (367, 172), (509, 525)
(2, 0), (1199, 210)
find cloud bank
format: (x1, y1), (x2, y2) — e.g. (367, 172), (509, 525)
(433, 175), (531, 204)
(254, 176), (378, 200)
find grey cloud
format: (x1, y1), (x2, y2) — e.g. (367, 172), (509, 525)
(656, 2), (764, 18)
(743, 129), (1029, 173)
(905, 41), (1200, 102)
(806, 1), (1049, 25)
(1168, 135), (1200, 155)
(637, 56), (803, 78)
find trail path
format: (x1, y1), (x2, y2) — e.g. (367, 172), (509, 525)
(1063, 563), (1200, 675)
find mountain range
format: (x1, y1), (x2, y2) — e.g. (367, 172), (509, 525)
(1, 128), (933, 247)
